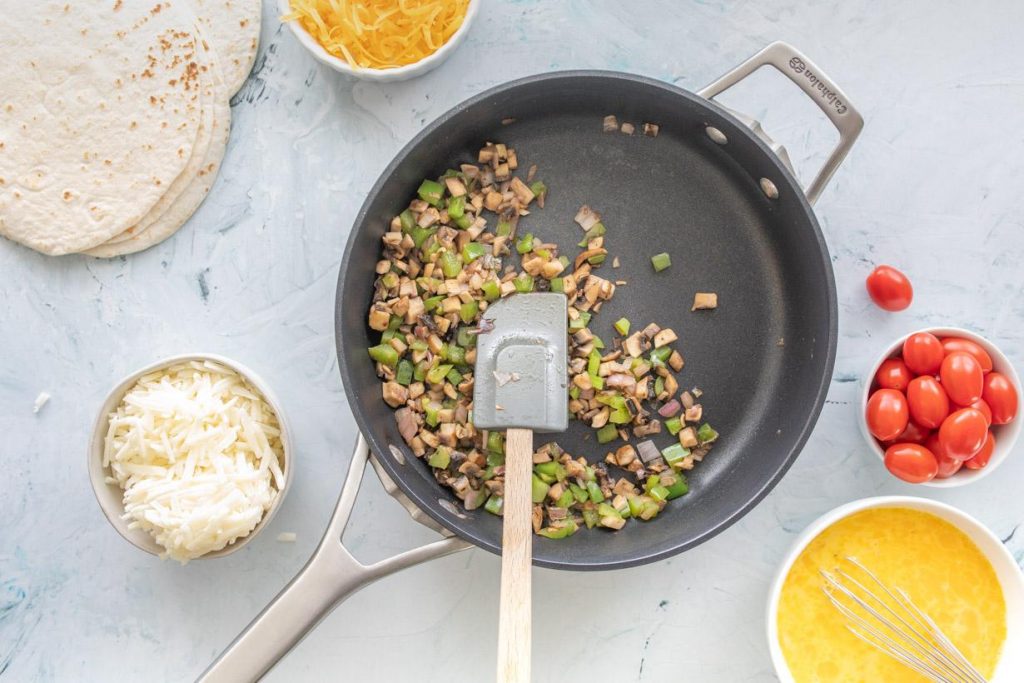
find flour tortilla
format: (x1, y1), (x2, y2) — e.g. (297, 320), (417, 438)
(85, 42), (232, 258)
(192, 0), (262, 95)
(0, 1), (204, 255)
(100, 19), (219, 247)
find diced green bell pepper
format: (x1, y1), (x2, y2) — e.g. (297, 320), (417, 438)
(596, 424), (618, 444)
(426, 363), (453, 385)
(427, 446), (451, 469)
(665, 416), (683, 435)
(462, 242), (486, 262)
(697, 423), (719, 444)
(484, 495), (504, 516)
(440, 250), (462, 278)
(513, 273), (534, 293)
(531, 474), (550, 503)
(459, 300), (479, 323)
(447, 195), (465, 219)
(368, 344), (398, 367)
(662, 443), (691, 467)
(417, 179), (444, 206)
(395, 359), (414, 386)
(481, 279), (500, 301)
(651, 252), (671, 272)
(399, 209), (416, 233)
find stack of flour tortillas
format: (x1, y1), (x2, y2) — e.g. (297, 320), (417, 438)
(0, 1), (260, 257)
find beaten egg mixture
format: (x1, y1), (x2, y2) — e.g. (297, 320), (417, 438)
(777, 507), (1005, 682)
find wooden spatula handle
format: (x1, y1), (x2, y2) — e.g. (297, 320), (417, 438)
(497, 427), (533, 683)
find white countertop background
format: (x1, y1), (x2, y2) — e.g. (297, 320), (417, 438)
(2, 1), (1023, 680)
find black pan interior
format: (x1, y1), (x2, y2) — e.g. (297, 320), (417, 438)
(337, 72), (836, 570)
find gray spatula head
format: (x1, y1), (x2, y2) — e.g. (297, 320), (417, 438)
(473, 293), (568, 432)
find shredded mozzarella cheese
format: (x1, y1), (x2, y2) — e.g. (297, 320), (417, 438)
(103, 360), (285, 563)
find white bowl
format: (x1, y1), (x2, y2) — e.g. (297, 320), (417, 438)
(860, 327), (1022, 488)
(767, 496), (1024, 682)
(278, 0), (480, 82)
(88, 353), (293, 560)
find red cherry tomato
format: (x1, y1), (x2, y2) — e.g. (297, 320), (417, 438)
(893, 421), (931, 445)
(875, 358), (913, 391)
(938, 408), (988, 460)
(963, 431), (995, 470)
(940, 351), (984, 406)
(906, 376), (950, 429)
(866, 265), (913, 312)
(866, 388), (910, 441)
(982, 372), (1019, 425)
(926, 427), (961, 478)
(940, 337), (993, 373)
(902, 332), (944, 375)
(884, 443), (938, 483)
(935, 449), (964, 478)
(969, 398), (992, 426)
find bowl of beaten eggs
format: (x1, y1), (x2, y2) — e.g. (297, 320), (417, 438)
(766, 496), (1024, 682)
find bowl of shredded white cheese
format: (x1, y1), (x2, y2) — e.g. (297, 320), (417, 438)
(89, 354), (291, 563)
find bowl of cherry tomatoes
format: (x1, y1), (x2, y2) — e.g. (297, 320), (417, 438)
(861, 327), (1021, 487)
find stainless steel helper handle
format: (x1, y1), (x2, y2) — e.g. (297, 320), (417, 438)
(199, 434), (472, 683)
(698, 41), (863, 205)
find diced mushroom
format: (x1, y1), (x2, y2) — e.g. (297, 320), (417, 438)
(642, 122), (660, 137)
(634, 420), (662, 437)
(368, 305), (391, 331)
(614, 444), (637, 467)
(679, 427), (699, 448)
(509, 177), (535, 205)
(382, 382), (408, 408)
(668, 350), (684, 372)
(684, 404), (703, 423)
(653, 328), (677, 348)
(641, 323), (661, 339)
(603, 115), (619, 132)
(692, 292), (718, 310)
(574, 205), (601, 231)
(445, 177), (467, 197)
(620, 122), (635, 135)
(623, 332), (644, 358)
(395, 407), (418, 443)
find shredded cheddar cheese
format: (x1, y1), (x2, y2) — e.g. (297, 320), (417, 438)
(284, 0), (471, 70)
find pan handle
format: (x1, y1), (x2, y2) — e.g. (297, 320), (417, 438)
(197, 434), (472, 683)
(698, 41), (863, 205)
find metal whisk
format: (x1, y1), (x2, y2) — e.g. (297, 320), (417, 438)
(820, 556), (987, 683)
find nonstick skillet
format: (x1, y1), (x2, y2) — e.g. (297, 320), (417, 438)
(202, 42), (862, 681)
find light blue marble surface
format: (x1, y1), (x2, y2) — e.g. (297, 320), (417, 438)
(2, 1), (1023, 681)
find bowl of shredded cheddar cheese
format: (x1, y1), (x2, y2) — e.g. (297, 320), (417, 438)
(280, 0), (478, 82)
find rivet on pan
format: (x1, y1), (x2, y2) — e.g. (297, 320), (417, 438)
(760, 178), (779, 199)
(705, 126), (728, 145)
(389, 444), (406, 465)
(438, 498), (468, 519)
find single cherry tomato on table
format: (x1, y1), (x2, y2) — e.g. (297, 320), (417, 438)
(866, 265), (913, 312)
(940, 337), (993, 373)
(982, 372), (1018, 425)
(906, 376), (950, 429)
(866, 388), (910, 441)
(903, 332), (944, 375)
(884, 442), (938, 483)
(963, 431), (996, 470)
(969, 398), (992, 426)
(940, 351), (984, 406)
(938, 408), (988, 460)
(875, 358), (913, 391)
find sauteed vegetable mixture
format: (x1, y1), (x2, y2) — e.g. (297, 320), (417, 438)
(367, 141), (718, 537)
